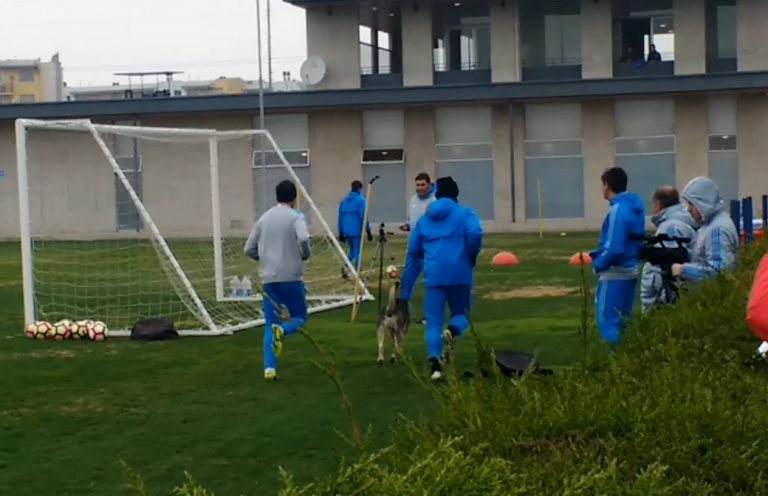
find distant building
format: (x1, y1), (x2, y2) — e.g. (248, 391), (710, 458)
(0, 53), (64, 104)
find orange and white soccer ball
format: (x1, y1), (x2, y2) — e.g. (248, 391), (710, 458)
(72, 320), (93, 340)
(52, 319), (74, 341)
(24, 321), (51, 340)
(88, 321), (109, 342)
(386, 264), (399, 279)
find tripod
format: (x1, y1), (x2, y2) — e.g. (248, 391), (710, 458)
(367, 222), (396, 315)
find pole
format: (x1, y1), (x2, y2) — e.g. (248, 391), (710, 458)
(15, 119), (35, 326)
(267, 0), (273, 90)
(537, 178), (543, 239)
(256, 0), (267, 215)
(351, 175), (380, 322)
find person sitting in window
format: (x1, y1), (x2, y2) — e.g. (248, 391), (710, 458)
(647, 44), (662, 62)
(619, 46), (640, 64)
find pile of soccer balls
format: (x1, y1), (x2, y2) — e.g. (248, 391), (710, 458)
(24, 319), (109, 342)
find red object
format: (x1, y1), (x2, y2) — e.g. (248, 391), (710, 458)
(568, 252), (593, 266)
(491, 251), (519, 266)
(747, 254), (768, 341)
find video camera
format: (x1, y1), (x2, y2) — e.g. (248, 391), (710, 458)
(631, 233), (691, 305)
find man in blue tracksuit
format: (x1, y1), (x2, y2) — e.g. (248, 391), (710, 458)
(337, 180), (372, 277)
(244, 180), (311, 381)
(589, 167), (646, 345)
(671, 176), (738, 282)
(400, 177), (483, 381)
(640, 186), (697, 313)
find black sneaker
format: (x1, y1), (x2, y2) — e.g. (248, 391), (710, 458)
(429, 358), (444, 381)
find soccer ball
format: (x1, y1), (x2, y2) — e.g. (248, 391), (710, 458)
(72, 320), (93, 340)
(386, 264), (399, 279)
(52, 319), (74, 341)
(88, 321), (109, 342)
(25, 321), (51, 340)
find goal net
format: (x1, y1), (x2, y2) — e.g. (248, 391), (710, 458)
(16, 119), (372, 336)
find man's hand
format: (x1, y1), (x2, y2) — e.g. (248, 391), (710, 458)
(672, 263), (684, 278)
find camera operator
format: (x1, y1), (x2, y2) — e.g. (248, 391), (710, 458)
(671, 177), (738, 281)
(640, 187), (697, 313)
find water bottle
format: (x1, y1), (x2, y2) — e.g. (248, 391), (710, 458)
(242, 276), (253, 297)
(229, 276), (241, 297)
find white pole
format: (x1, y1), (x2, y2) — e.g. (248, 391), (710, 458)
(85, 122), (221, 334)
(15, 119), (35, 325)
(256, 0), (268, 217)
(209, 136), (225, 301)
(267, 0), (273, 90)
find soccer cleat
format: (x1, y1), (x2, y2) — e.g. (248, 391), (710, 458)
(264, 368), (278, 381)
(429, 358), (445, 382)
(271, 324), (285, 357)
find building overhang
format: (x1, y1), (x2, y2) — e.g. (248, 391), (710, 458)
(2, 71), (768, 123)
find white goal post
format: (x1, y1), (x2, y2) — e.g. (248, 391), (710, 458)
(15, 118), (373, 337)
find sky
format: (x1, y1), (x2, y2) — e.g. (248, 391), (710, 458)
(0, 0), (308, 87)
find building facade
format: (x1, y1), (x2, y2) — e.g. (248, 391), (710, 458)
(0, 0), (767, 240)
(0, 54), (64, 104)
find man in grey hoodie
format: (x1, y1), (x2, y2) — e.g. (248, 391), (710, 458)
(244, 180), (311, 381)
(640, 186), (698, 312)
(671, 177), (738, 282)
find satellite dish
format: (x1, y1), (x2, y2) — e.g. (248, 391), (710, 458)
(300, 56), (326, 85)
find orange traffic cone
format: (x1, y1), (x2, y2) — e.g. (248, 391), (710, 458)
(491, 251), (519, 266)
(569, 252), (592, 266)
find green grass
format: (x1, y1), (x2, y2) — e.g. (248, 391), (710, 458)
(0, 233), (598, 495)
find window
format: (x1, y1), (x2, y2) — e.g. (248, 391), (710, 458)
(645, 16), (674, 61)
(432, 2), (490, 72)
(524, 103), (584, 219)
(18, 95), (35, 103)
(18, 68), (35, 82)
(708, 96), (738, 205)
(359, 8), (402, 75)
(435, 107), (494, 220)
(614, 99), (676, 211)
(521, 0), (582, 68)
(112, 121), (143, 232)
(362, 110), (406, 223)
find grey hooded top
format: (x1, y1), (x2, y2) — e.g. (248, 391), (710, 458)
(679, 176), (739, 281)
(640, 203), (698, 312)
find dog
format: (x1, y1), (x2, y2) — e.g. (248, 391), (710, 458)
(376, 280), (410, 365)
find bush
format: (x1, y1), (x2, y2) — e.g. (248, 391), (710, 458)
(279, 245), (768, 495)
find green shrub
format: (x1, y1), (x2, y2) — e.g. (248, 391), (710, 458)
(279, 245), (768, 495)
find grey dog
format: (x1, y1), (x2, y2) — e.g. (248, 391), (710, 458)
(376, 281), (410, 365)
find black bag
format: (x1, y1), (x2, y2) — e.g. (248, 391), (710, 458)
(130, 317), (179, 341)
(494, 350), (553, 377)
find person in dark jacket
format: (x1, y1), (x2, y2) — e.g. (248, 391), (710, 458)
(337, 180), (372, 277)
(400, 177), (483, 381)
(589, 167), (646, 345)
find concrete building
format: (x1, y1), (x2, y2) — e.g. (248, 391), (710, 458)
(1, 0), (768, 240)
(0, 54), (64, 104)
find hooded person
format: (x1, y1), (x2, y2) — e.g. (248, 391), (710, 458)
(399, 176), (483, 381)
(337, 180), (372, 277)
(640, 187), (698, 312)
(671, 176), (738, 281)
(589, 167), (646, 345)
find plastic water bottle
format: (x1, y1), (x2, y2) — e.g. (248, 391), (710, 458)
(242, 276), (253, 297)
(229, 276), (241, 297)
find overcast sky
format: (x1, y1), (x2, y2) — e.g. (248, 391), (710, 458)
(0, 0), (307, 87)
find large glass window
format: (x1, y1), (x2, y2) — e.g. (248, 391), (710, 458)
(435, 106), (494, 220)
(708, 96), (738, 205)
(614, 0), (674, 67)
(520, 0), (581, 68)
(432, 2), (490, 72)
(359, 7), (402, 75)
(614, 99), (676, 210)
(112, 119), (143, 232)
(524, 103), (584, 219)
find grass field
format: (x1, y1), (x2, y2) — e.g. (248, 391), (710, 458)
(0, 233), (600, 495)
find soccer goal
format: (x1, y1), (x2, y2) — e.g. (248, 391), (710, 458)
(15, 118), (372, 337)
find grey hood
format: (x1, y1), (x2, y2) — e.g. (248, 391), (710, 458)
(651, 203), (698, 230)
(681, 177), (724, 224)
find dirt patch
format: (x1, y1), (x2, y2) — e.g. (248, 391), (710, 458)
(2, 349), (78, 360)
(486, 285), (579, 299)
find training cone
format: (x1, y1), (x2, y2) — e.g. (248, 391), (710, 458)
(491, 251), (519, 266)
(569, 252), (592, 266)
